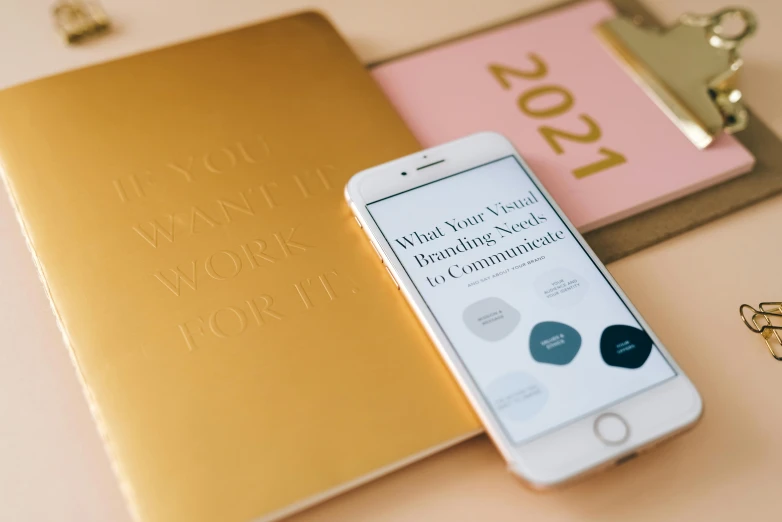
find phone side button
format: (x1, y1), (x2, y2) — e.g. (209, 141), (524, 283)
(354, 216), (363, 229)
(385, 266), (400, 289)
(369, 239), (384, 262)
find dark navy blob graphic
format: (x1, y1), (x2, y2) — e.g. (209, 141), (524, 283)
(529, 321), (581, 365)
(600, 325), (653, 369)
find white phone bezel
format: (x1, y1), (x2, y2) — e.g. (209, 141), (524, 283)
(345, 131), (702, 487)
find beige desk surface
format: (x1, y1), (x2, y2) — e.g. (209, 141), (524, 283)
(1, 1), (781, 521)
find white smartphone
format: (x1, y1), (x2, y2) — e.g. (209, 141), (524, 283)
(345, 132), (702, 487)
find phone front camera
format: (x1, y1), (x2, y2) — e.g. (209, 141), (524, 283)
(401, 171), (407, 176)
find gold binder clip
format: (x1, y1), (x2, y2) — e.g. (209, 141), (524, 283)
(739, 302), (782, 360)
(597, 7), (757, 149)
(52, 1), (110, 44)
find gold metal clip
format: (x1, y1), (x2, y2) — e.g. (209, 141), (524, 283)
(739, 302), (782, 360)
(52, 1), (110, 44)
(597, 7), (757, 149)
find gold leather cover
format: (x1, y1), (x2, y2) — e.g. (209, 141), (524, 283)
(0, 12), (478, 522)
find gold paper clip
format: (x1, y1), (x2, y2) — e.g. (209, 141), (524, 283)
(52, 1), (110, 44)
(739, 302), (782, 360)
(597, 7), (757, 149)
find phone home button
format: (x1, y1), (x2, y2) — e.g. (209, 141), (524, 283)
(594, 413), (629, 446)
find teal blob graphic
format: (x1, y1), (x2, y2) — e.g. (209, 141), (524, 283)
(529, 321), (582, 365)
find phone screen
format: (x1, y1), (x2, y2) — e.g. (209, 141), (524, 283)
(366, 156), (676, 444)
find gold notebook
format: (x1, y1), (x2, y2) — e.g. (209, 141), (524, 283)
(0, 12), (478, 522)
